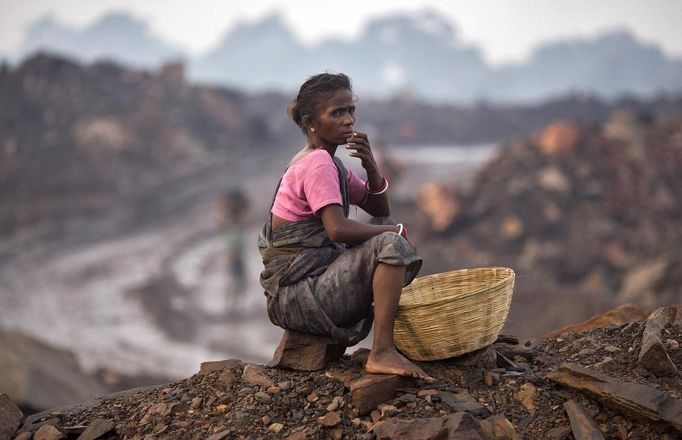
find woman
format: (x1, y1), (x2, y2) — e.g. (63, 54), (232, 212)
(258, 73), (432, 381)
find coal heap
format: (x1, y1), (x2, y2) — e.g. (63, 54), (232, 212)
(414, 111), (682, 337)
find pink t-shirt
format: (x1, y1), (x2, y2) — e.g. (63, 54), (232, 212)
(272, 150), (368, 221)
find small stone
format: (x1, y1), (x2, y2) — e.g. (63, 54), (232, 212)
(379, 405), (399, 419)
(216, 404), (229, 413)
(317, 411), (341, 427)
(666, 339), (679, 350)
(219, 369), (237, 385)
(278, 381), (292, 391)
(515, 383), (537, 414)
(604, 345), (621, 353)
(417, 389), (438, 398)
(242, 364), (275, 387)
(190, 397), (202, 409)
(34, 425), (66, 440)
(269, 423), (284, 433)
(306, 391), (319, 402)
(238, 387), (254, 396)
(326, 396), (343, 411)
(370, 410), (381, 423)
(285, 430), (307, 440)
(351, 348), (371, 366)
(479, 414), (519, 440)
(198, 359), (240, 375)
(262, 415), (271, 425)
(207, 430), (231, 440)
(255, 392), (272, 402)
(578, 348), (595, 356)
(351, 418), (361, 426)
(77, 418), (115, 440)
(546, 425), (571, 440)
(234, 411), (249, 424)
(267, 386), (281, 394)
(329, 427), (343, 440)
(484, 371), (500, 386)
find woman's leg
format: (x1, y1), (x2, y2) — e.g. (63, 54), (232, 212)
(365, 263), (434, 381)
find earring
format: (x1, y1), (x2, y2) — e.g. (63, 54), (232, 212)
(310, 128), (316, 132)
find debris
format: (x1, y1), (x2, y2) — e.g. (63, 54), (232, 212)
(563, 399), (605, 440)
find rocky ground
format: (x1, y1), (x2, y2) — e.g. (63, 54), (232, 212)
(3, 305), (681, 440)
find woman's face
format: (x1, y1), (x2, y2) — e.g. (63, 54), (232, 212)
(310, 89), (355, 148)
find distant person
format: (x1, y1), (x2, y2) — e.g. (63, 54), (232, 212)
(257, 73), (433, 381)
(220, 188), (249, 314)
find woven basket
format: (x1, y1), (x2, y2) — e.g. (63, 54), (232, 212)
(394, 267), (515, 361)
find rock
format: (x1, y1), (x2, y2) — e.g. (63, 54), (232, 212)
(198, 359), (240, 376)
(638, 306), (681, 377)
(563, 399), (605, 440)
(437, 391), (491, 417)
(241, 364), (275, 388)
(544, 304), (652, 338)
(546, 426), (571, 440)
(0, 330), (107, 411)
(207, 429), (231, 440)
(379, 404), (399, 419)
(34, 425), (65, 440)
(216, 404), (229, 413)
(0, 394), (23, 440)
(484, 371), (500, 386)
(317, 411), (341, 427)
(351, 348), (371, 366)
(14, 433), (33, 440)
(536, 121), (580, 156)
(547, 363), (682, 433)
(515, 383), (537, 414)
(373, 412), (488, 439)
(219, 369), (237, 385)
(350, 374), (415, 415)
(285, 431), (307, 440)
(269, 330), (345, 371)
(268, 423), (284, 433)
(326, 396), (344, 411)
(76, 418), (115, 440)
(493, 343), (534, 362)
(254, 392), (271, 402)
(479, 414), (519, 440)
(417, 389), (438, 398)
(451, 345), (497, 368)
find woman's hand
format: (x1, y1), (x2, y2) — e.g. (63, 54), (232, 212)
(346, 131), (380, 179)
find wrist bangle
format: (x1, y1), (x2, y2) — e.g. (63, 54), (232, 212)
(396, 223), (404, 237)
(366, 176), (388, 195)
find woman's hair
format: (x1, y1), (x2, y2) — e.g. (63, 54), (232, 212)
(287, 73), (352, 134)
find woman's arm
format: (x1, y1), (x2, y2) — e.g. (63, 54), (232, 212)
(346, 132), (390, 217)
(320, 204), (398, 244)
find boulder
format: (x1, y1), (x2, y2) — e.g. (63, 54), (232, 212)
(0, 393), (23, 440)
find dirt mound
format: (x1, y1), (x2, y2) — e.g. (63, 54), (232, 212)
(412, 111), (682, 337)
(8, 306), (682, 439)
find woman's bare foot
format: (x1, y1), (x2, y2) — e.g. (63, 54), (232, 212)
(365, 349), (436, 382)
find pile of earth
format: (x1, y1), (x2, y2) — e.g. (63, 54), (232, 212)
(3, 304), (681, 439)
(409, 109), (682, 337)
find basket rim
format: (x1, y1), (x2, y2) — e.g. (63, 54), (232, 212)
(399, 266), (515, 310)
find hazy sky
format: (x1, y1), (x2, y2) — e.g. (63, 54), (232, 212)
(1, 0), (681, 65)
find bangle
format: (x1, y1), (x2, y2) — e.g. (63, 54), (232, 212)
(366, 176), (389, 195)
(396, 223), (404, 237)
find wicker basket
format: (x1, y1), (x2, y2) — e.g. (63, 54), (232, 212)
(394, 267), (515, 361)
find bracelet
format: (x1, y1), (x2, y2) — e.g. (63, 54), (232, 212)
(396, 223), (404, 237)
(366, 176), (389, 195)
